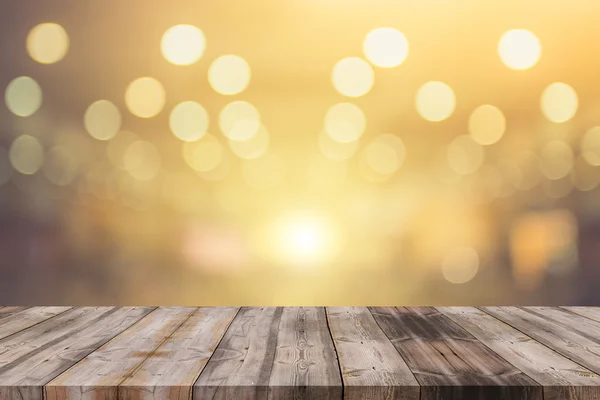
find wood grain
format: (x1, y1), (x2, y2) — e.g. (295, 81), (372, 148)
(481, 306), (600, 377)
(268, 307), (342, 399)
(45, 307), (197, 400)
(562, 307), (600, 323)
(369, 307), (542, 400)
(440, 306), (600, 400)
(0, 307), (153, 400)
(0, 306), (71, 340)
(118, 307), (238, 400)
(327, 307), (419, 400)
(0, 307), (29, 320)
(194, 307), (284, 399)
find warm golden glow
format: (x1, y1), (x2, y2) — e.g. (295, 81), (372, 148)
(125, 77), (166, 118)
(539, 140), (574, 180)
(541, 82), (578, 123)
(331, 57), (374, 97)
(307, 155), (346, 191)
(242, 152), (284, 188)
(208, 55), (251, 95)
(228, 124), (269, 159)
(84, 100), (121, 140)
(318, 131), (359, 161)
(5, 76), (42, 117)
(442, 247), (479, 284)
(364, 134), (405, 175)
(324, 103), (366, 143)
(363, 27), (409, 68)
(124, 140), (161, 181)
(498, 29), (541, 70)
(170, 101), (209, 141)
(161, 25), (206, 66)
(581, 126), (600, 166)
(468, 105), (506, 145)
(219, 101), (261, 141)
(107, 130), (138, 170)
(447, 135), (485, 174)
(27, 23), (69, 64)
(9, 135), (44, 175)
(571, 156), (600, 191)
(415, 81), (455, 122)
(182, 133), (223, 172)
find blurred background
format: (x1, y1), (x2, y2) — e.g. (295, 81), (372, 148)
(1, 0), (599, 305)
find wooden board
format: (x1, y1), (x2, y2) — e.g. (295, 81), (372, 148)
(481, 306), (600, 377)
(439, 306), (600, 400)
(369, 306), (542, 400)
(0, 306), (71, 340)
(0, 307), (154, 400)
(561, 306), (600, 323)
(0, 307), (29, 320)
(327, 307), (419, 400)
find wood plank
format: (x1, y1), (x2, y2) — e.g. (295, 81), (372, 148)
(439, 306), (600, 400)
(194, 307), (284, 399)
(481, 306), (600, 377)
(0, 307), (29, 320)
(369, 307), (542, 400)
(0, 307), (153, 400)
(268, 307), (342, 399)
(0, 306), (71, 340)
(45, 306), (197, 400)
(117, 307), (238, 400)
(326, 307), (419, 400)
(562, 307), (600, 323)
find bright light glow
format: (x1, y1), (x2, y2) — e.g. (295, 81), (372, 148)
(581, 126), (600, 166)
(363, 27), (409, 68)
(27, 23), (69, 64)
(9, 135), (44, 175)
(5, 76), (42, 117)
(228, 124), (269, 159)
(161, 25), (206, 66)
(182, 133), (223, 172)
(324, 103), (366, 143)
(442, 247), (479, 284)
(125, 77), (166, 118)
(208, 55), (251, 95)
(170, 101), (209, 141)
(541, 82), (578, 123)
(332, 57), (374, 97)
(415, 81), (455, 122)
(468, 105), (506, 145)
(84, 100), (121, 140)
(498, 29), (541, 70)
(219, 101), (261, 141)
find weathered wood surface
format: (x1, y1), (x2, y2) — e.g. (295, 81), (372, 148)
(0, 306), (600, 399)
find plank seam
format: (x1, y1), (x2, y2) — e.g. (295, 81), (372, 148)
(0, 307), (73, 343)
(190, 306), (242, 399)
(323, 306), (344, 400)
(559, 306), (600, 323)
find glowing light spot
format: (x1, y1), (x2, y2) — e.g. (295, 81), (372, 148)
(415, 81), (455, 122)
(442, 247), (479, 284)
(9, 135), (44, 175)
(107, 130), (138, 170)
(539, 140), (573, 180)
(541, 82), (578, 123)
(582, 126), (600, 166)
(170, 101), (209, 141)
(27, 23), (69, 64)
(228, 124), (269, 159)
(324, 103), (366, 143)
(84, 100), (121, 140)
(219, 101), (260, 141)
(242, 153), (284, 188)
(161, 25), (205, 66)
(124, 140), (161, 181)
(5, 76), (42, 117)
(318, 131), (358, 161)
(498, 29), (541, 70)
(42, 146), (77, 186)
(468, 105), (506, 145)
(0, 147), (13, 185)
(208, 55), (251, 95)
(363, 27), (409, 68)
(447, 135), (485, 175)
(125, 77), (166, 118)
(332, 57), (374, 98)
(182, 133), (223, 172)
(365, 134), (405, 175)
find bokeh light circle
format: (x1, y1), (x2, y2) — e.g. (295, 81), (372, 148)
(442, 247), (479, 284)
(27, 23), (69, 64)
(161, 25), (206, 66)
(170, 101), (209, 141)
(581, 126), (600, 166)
(540, 82), (578, 123)
(219, 101), (261, 141)
(363, 27), (409, 68)
(208, 55), (251, 95)
(415, 81), (455, 122)
(365, 134), (406, 175)
(5, 76), (42, 117)
(125, 77), (166, 118)
(9, 135), (44, 175)
(84, 100), (122, 140)
(0, 147), (13, 185)
(182, 133), (223, 172)
(324, 103), (366, 143)
(468, 105), (506, 145)
(498, 29), (541, 70)
(228, 125), (270, 159)
(43, 146), (78, 186)
(447, 135), (485, 175)
(539, 140), (574, 180)
(124, 140), (161, 181)
(332, 57), (374, 97)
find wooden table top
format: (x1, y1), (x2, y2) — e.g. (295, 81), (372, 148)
(0, 306), (600, 399)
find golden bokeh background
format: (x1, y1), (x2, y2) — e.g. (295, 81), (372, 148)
(1, 0), (600, 305)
